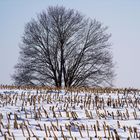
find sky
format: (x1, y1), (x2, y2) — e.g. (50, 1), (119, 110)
(0, 0), (140, 88)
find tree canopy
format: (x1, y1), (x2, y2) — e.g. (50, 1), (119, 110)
(12, 6), (115, 87)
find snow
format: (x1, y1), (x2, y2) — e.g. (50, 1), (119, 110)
(0, 88), (140, 139)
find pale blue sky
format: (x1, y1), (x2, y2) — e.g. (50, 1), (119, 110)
(0, 0), (140, 88)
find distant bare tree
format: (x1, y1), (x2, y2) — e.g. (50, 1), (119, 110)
(12, 6), (115, 87)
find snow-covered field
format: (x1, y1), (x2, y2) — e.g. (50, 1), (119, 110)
(0, 88), (140, 140)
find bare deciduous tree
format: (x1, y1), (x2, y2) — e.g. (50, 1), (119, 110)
(12, 6), (115, 87)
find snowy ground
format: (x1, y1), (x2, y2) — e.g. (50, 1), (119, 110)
(0, 88), (140, 139)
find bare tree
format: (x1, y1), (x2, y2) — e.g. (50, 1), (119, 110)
(12, 6), (115, 87)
